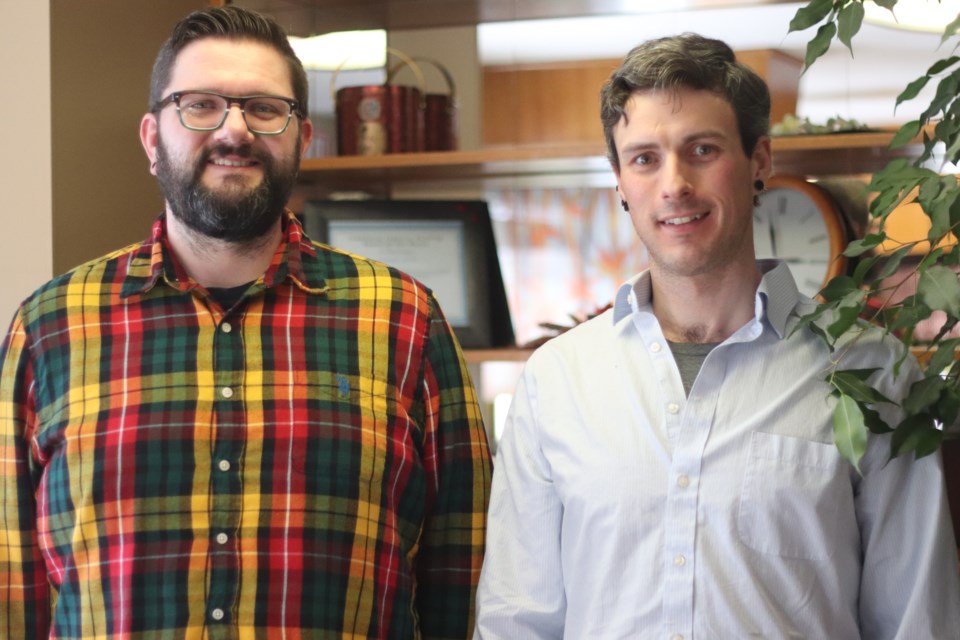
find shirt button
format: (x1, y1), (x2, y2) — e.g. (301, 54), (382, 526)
(216, 532), (229, 545)
(221, 322), (232, 333)
(218, 459), (231, 472)
(670, 635), (683, 640)
(221, 387), (234, 399)
(650, 342), (662, 353)
(211, 607), (225, 621)
(667, 403), (680, 414)
(674, 554), (686, 567)
(677, 474), (690, 488)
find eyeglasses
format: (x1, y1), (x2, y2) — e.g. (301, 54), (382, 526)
(157, 91), (302, 135)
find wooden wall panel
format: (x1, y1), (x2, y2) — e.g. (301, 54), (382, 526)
(481, 49), (802, 148)
(482, 59), (618, 147)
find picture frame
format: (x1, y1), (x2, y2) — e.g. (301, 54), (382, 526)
(300, 199), (515, 349)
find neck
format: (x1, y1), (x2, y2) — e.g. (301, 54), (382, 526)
(650, 264), (762, 343)
(164, 211), (283, 288)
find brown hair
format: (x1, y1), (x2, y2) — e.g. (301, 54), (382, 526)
(149, 6), (308, 116)
(599, 33), (770, 172)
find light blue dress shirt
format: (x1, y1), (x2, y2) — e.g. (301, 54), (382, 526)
(475, 261), (960, 639)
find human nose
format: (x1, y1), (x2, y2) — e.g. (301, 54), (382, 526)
(216, 103), (255, 141)
(661, 156), (693, 200)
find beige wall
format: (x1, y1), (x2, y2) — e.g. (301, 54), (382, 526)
(49, 0), (204, 275)
(388, 26), (480, 151)
(1, 0), (53, 323)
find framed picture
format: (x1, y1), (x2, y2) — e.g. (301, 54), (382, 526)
(300, 199), (515, 349)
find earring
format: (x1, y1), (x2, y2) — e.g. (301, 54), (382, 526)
(753, 179), (765, 207)
(620, 199), (629, 212)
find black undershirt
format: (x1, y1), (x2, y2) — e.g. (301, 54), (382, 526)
(206, 281), (254, 310)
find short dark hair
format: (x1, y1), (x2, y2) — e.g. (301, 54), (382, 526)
(149, 6), (308, 116)
(599, 33), (770, 173)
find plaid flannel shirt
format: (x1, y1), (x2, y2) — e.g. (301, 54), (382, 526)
(0, 212), (492, 639)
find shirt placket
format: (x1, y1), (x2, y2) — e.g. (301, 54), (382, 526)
(659, 347), (725, 640)
(207, 311), (245, 636)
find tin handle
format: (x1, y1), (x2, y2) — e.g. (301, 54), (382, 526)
(387, 56), (456, 103)
(330, 47), (426, 102)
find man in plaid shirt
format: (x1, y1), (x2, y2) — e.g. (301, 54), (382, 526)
(0, 6), (491, 638)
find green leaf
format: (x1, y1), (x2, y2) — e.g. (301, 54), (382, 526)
(852, 254), (882, 285)
(891, 413), (944, 459)
(920, 72), (960, 123)
(903, 374), (946, 414)
(929, 198), (955, 242)
(872, 0), (896, 9)
(943, 14), (960, 44)
(918, 265), (960, 317)
(931, 316), (960, 343)
(844, 234), (884, 258)
(928, 55), (960, 76)
(827, 296), (865, 339)
(890, 120), (922, 149)
(886, 303), (933, 333)
(896, 75), (930, 107)
(789, 0), (836, 32)
(819, 275), (858, 299)
(919, 246), (947, 270)
(918, 174), (944, 202)
(861, 403), (893, 434)
(802, 312), (835, 348)
(837, 1), (864, 52)
(914, 427), (945, 459)
(833, 393), (868, 470)
(804, 21), (839, 71)
(925, 338), (960, 374)
(830, 368), (894, 404)
(937, 385), (960, 429)
(874, 244), (915, 281)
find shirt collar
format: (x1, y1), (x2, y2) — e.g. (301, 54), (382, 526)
(120, 211), (326, 299)
(612, 259), (803, 339)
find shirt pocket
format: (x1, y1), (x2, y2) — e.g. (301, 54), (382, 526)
(737, 431), (851, 562)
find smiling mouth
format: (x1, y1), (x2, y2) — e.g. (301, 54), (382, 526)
(662, 213), (706, 225)
(210, 158), (258, 168)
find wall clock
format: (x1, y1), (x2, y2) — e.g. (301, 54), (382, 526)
(753, 174), (851, 299)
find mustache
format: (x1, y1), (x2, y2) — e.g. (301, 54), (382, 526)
(192, 144), (274, 183)
(201, 144), (266, 162)
(655, 202), (710, 217)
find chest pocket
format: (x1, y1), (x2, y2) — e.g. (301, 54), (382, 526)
(737, 431), (854, 562)
(289, 380), (405, 476)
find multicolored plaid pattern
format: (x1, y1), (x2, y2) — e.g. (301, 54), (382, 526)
(0, 212), (492, 639)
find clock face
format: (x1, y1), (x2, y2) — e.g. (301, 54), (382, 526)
(753, 178), (848, 299)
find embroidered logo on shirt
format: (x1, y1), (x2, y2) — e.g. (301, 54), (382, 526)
(336, 374), (350, 398)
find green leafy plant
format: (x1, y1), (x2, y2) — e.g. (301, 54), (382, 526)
(789, 0), (960, 468)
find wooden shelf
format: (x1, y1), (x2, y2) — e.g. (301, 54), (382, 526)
(296, 131), (919, 193)
(297, 142), (611, 191)
(463, 347), (535, 364)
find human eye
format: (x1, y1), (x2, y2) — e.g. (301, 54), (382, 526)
(181, 94), (222, 113)
(630, 151), (657, 168)
(246, 98), (285, 120)
(692, 143), (717, 157)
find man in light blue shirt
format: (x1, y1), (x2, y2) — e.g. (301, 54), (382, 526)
(475, 33), (960, 639)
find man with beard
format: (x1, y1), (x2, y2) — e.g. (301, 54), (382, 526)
(0, 6), (491, 639)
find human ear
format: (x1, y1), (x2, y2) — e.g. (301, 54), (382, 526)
(140, 113), (159, 176)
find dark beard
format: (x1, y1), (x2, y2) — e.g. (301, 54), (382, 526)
(155, 135), (300, 244)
